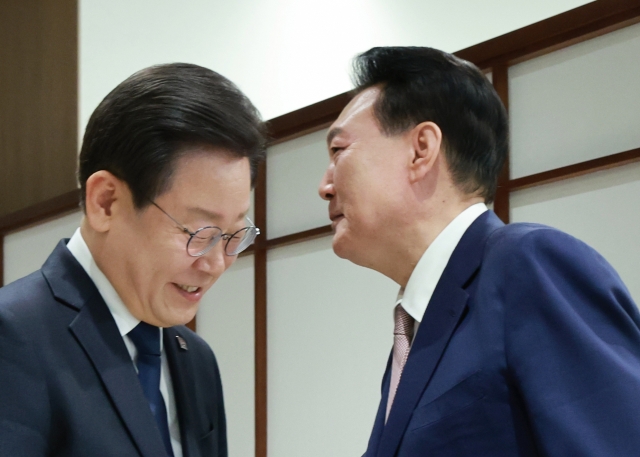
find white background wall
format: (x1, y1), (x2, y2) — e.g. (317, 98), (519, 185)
(267, 237), (397, 457)
(79, 0), (590, 130)
(196, 254), (256, 457)
(509, 22), (640, 178)
(3, 211), (82, 284)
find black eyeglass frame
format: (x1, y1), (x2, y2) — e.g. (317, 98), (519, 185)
(148, 200), (260, 257)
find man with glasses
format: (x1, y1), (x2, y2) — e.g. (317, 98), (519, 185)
(318, 47), (640, 456)
(0, 63), (265, 457)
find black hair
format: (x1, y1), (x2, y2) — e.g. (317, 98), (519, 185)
(352, 47), (508, 202)
(78, 63), (267, 210)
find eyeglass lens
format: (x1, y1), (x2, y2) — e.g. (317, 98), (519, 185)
(187, 226), (258, 256)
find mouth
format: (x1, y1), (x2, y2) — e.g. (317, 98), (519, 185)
(329, 213), (344, 230)
(177, 284), (199, 293)
(329, 211), (344, 222)
(172, 283), (204, 302)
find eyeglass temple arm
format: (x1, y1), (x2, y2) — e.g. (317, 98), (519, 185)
(245, 216), (260, 232)
(148, 200), (195, 236)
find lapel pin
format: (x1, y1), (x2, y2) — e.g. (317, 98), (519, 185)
(176, 335), (188, 351)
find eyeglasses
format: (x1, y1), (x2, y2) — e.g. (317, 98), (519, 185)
(149, 200), (260, 256)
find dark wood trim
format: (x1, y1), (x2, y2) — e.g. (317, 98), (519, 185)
(509, 147), (640, 192)
(186, 317), (196, 332)
(456, 0), (640, 69)
(254, 247), (267, 457)
(266, 225), (333, 248)
(491, 64), (510, 224)
(0, 189), (80, 235)
(253, 161), (268, 457)
(266, 92), (352, 144)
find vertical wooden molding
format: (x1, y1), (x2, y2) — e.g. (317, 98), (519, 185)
(253, 160), (268, 457)
(492, 64), (511, 223)
(186, 316), (196, 332)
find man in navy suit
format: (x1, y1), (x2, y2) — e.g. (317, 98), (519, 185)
(318, 47), (640, 456)
(0, 63), (266, 456)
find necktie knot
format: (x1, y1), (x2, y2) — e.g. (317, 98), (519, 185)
(394, 304), (414, 338)
(128, 322), (161, 356)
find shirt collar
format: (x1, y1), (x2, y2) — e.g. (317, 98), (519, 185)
(400, 203), (488, 322)
(67, 228), (141, 336)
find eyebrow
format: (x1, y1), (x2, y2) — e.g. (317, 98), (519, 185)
(326, 127), (345, 146)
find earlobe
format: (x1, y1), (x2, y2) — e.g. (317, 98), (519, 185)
(409, 122), (443, 183)
(84, 171), (123, 233)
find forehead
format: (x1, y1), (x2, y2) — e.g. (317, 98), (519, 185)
(160, 148), (251, 215)
(327, 87), (382, 143)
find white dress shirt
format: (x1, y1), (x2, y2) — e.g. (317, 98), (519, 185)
(67, 229), (183, 457)
(397, 203), (488, 337)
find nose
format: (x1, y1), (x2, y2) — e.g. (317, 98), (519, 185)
(318, 165), (335, 201)
(192, 242), (228, 279)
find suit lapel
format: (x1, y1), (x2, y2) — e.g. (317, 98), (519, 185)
(164, 327), (199, 457)
(377, 282), (469, 457)
(375, 211), (504, 457)
(364, 352), (393, 456)
(43, 241), (169, 457)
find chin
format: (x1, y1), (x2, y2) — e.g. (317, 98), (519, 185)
(159, 305), (199, 328)
(177, 307), (199, 327)
(331, 233), (357, 262)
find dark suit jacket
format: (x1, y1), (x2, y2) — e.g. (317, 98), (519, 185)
(0, 240), (227, 457)
(365, 211), (640, 457)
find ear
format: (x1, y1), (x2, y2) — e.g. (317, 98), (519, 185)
(409, 121), (443, 183)
(84, 170), (128, 233)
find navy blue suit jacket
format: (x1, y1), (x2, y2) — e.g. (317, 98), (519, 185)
(365, 211), (640, 456)
(0, 240), (227, 457)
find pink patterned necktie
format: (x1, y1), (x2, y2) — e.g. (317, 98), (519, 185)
(386, 304), (415, 422)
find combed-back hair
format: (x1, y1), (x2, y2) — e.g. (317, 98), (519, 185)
(352, 47), (508, 203)
(78, 63), (267, 210)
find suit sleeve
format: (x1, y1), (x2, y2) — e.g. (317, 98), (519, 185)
(0, 305), (50, 456)
(500, 228), (640, 456)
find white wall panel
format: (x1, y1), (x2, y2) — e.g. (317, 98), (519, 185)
(267, 236), (397, 457)
(3, 211), (82, 285)
(196, 254), (255, 457)
(80, 0), (589, 131)
(511, 162), (640, 303)
(510, 22), (640, 179)
(267, 129), (330, 239)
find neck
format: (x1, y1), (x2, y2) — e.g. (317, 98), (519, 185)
(377, 195), (484, 287)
